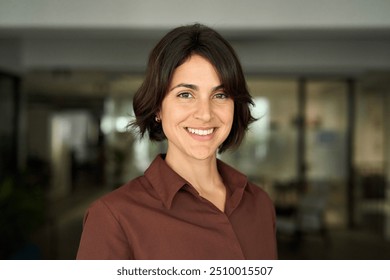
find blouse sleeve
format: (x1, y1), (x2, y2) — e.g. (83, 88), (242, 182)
(76, 200), (133, 259)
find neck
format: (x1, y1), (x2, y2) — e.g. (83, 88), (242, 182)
(165, 150), (222, 194)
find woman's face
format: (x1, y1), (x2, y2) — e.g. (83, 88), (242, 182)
(159, 54), (234, 161)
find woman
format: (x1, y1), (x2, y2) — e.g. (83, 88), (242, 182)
(77, 23), (277, 260)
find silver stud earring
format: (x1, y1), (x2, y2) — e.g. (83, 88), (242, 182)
(155, 116), (161, 123)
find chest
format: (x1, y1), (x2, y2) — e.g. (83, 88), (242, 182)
(118, 191), (273, 259)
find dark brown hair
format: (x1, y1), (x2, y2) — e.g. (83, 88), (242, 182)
(131, 23), (255, 153)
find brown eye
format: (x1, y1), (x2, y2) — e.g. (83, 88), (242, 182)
(177, 92), (193, 99)
(213, 93), (229, 99)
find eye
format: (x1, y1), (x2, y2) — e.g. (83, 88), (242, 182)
(213, 92), (229, 99)
(177, 92), (194, 99)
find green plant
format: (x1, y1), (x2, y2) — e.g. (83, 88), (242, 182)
(0, 175), (45, 259)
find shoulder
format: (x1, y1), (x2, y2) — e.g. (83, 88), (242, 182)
(244, 181), (276, 222)
(246, 181), (273, 204)
(86, 175), (157, 216)
(218, 159), (272, 203)
(218, 159), (275, 209)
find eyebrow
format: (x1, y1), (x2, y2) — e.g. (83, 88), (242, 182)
(169, 83), (224, 92)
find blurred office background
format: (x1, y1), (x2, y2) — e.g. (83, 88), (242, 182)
(1, 0), (390, 259)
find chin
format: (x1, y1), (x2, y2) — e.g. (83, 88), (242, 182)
(188, 148), (217, 161)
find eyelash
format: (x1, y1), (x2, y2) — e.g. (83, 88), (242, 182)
(177, 92), (193, 98)
(214, 93), (229, 99)
(176, 92), (229, 99)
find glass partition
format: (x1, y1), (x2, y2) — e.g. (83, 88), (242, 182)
(220, 78), (299, 197)
(305, 80), (348, 229)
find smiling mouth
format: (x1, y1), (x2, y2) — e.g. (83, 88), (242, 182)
(186, 127), (214, 136)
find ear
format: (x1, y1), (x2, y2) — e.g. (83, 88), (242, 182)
(155, 111), (161, 123)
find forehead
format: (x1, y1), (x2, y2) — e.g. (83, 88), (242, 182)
(170, 54), (221, 85)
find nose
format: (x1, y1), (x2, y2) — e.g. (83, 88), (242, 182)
(193, 98), (212, 122)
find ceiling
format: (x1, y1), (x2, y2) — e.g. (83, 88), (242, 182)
(11, 25), (389, 100)
(2, 25), (390, 42)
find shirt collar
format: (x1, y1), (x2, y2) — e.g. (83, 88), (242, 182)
(216, 158), (248, 213)
(144, 154), (187, 209)
(144, 154), (248, 210)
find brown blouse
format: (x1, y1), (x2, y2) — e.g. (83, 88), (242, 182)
(77, 154), (277, 260)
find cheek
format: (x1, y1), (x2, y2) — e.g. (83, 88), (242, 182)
(224, 103), (235, 125)
(162, 108), (185, 124)
(160, 107), (187, 135)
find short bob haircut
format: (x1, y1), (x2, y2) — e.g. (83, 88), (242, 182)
(131, 23), (256, 153)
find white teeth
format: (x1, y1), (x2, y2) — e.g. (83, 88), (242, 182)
(187, 128), (214, 136)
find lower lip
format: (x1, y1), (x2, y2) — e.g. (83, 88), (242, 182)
(186, 129), (215, 141)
